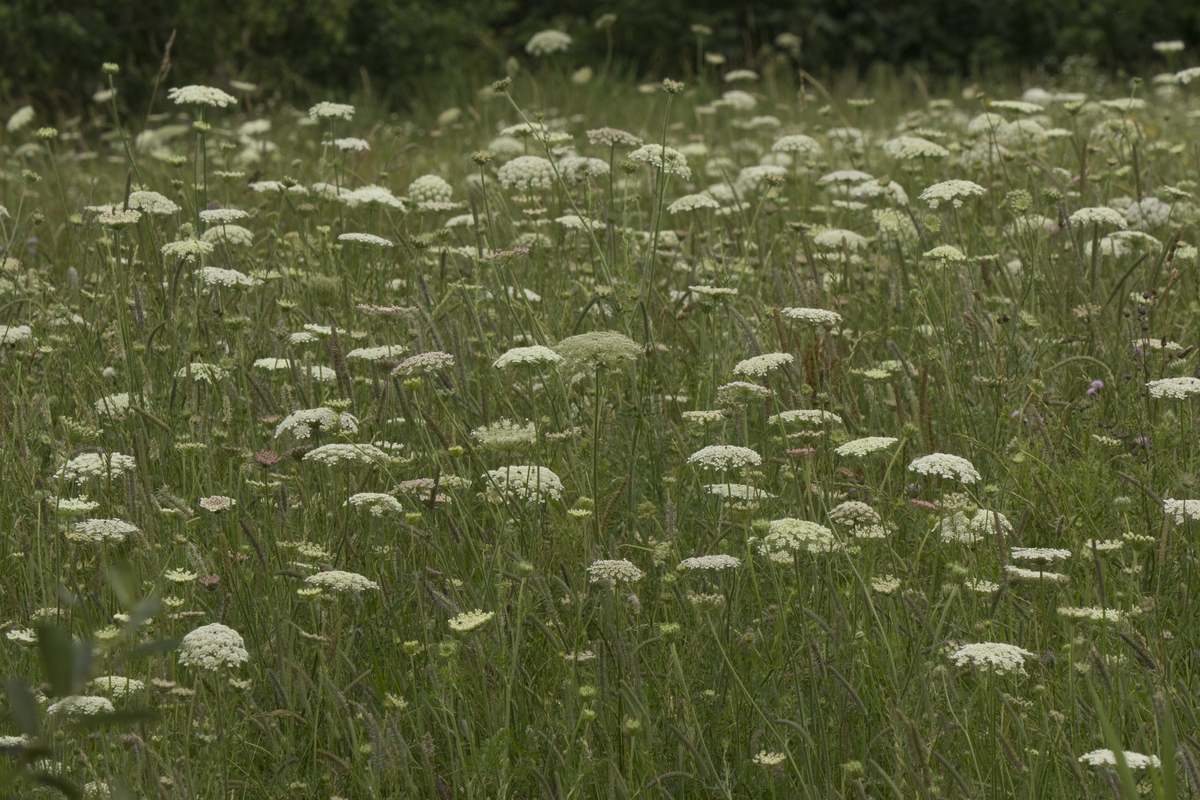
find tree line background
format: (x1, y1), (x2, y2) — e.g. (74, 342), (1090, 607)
(3, 0), (1198, 110)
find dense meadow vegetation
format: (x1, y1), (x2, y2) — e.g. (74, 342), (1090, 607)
(2, 33), (1200, 800)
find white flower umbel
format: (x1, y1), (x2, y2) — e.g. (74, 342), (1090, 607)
(448, 609), (495, 632)
(338, 232), (393, 248)
(678, 554), (741, 571)
(588, 559), (644, 584)
(493, 345), (564, 369)
(305, 570), (380, 594)
(835, 436), (897, 457)
(919, 179), (984, 209)
(780, 307), (842, 327)
(668, 194), (721, 214)
(309, 102), (355, 120)
(733, 352), (793, 377)
(773, 134), (822, 154)
(497, 156), (556, 190)
(303, 443), (388, 466)
(628, 145), (691, 179)
(68, 518), (138, 544)
(525, 30), (573, 55)
(949, 642), (1034, 675)
(47, 695), (115, 718)
(908, 453), (981, 484)
(768, 409), (843, 426)
(688, 445), (762, 471)
(168, 85), (236, 107)
(1069, 207), (1127, 230)
(1164, 498), (1200, 525)
(1078, 750), (1161, 770)
(486, 465), (563, 503)
(1147, 377), (1200, 399)
(177, 623), (249, 671)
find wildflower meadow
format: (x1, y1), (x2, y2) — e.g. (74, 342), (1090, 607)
(3, 29), (1200, 800)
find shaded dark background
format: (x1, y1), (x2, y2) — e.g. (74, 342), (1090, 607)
(3, 0), (1198, 110)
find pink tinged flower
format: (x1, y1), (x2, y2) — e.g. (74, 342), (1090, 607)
(199, 495), (235, 513)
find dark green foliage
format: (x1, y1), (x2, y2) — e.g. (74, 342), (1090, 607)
(2, 0), (1199, 117)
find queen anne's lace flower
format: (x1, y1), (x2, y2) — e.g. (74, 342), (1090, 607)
(56, 452), (137, 482)
(812, 228), (869, 251)
(90, 676), (145, 698)
(882, 136), (949, 159)
(494, 345), (564, 369)
(175, 362), (227, 383)
(919, 179), (984, 209)
(755, 518), (838, 556)
(199, 266), (261, 288)
(1078, 750), (1161, 770)
(1164, 498), (1200, 524)
(949, 642), (1034, 674)
(178, 623), (249, 670)
(408, 174), (452, 203)
(780, 307), (842, 327)
(768, 409), (843, 426)
(199, 208), (248, 224)
(275, 407), (358, 439)
(773, 134), (822, 154)
(346, 344), (406, 362)
(908, 453), (981, 484)
(526, 30), (573, 55)
(162, 239), (214, 262)
(68, 518), (138, 544)
(668, 194), (721, 213)
(448, 609), (496, 631)
(1069, 207), (1127, 230)
(394, 351), (455, 376)
(703, 483), (775, 500)
(836, 436), (897, 457)
(47, 695), (115, 718)
(586, 127), (643, 148)
(338, 232), (393, 248)
(346, 493), (404, 515)
(587, 559), (644, 583)
(0, 324), (32, 345)
(168, 85), (236, 107)
(309, 102), (355, 120)
(126, 191), (180, 216)
(303, 443), (388, 466)
(554, 331), (641, 373)
(306, 570), (380, 593)
(679, 554), (741, 571)
(498, 156), (556, 190)
(733, 352), (793, 376)
(486, 465), (563, 502)
(1147, 377), (1200, 399)
(923, 245), (967, 263)
(688, 445), (761, 471)
(628, 145), (691, 179)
